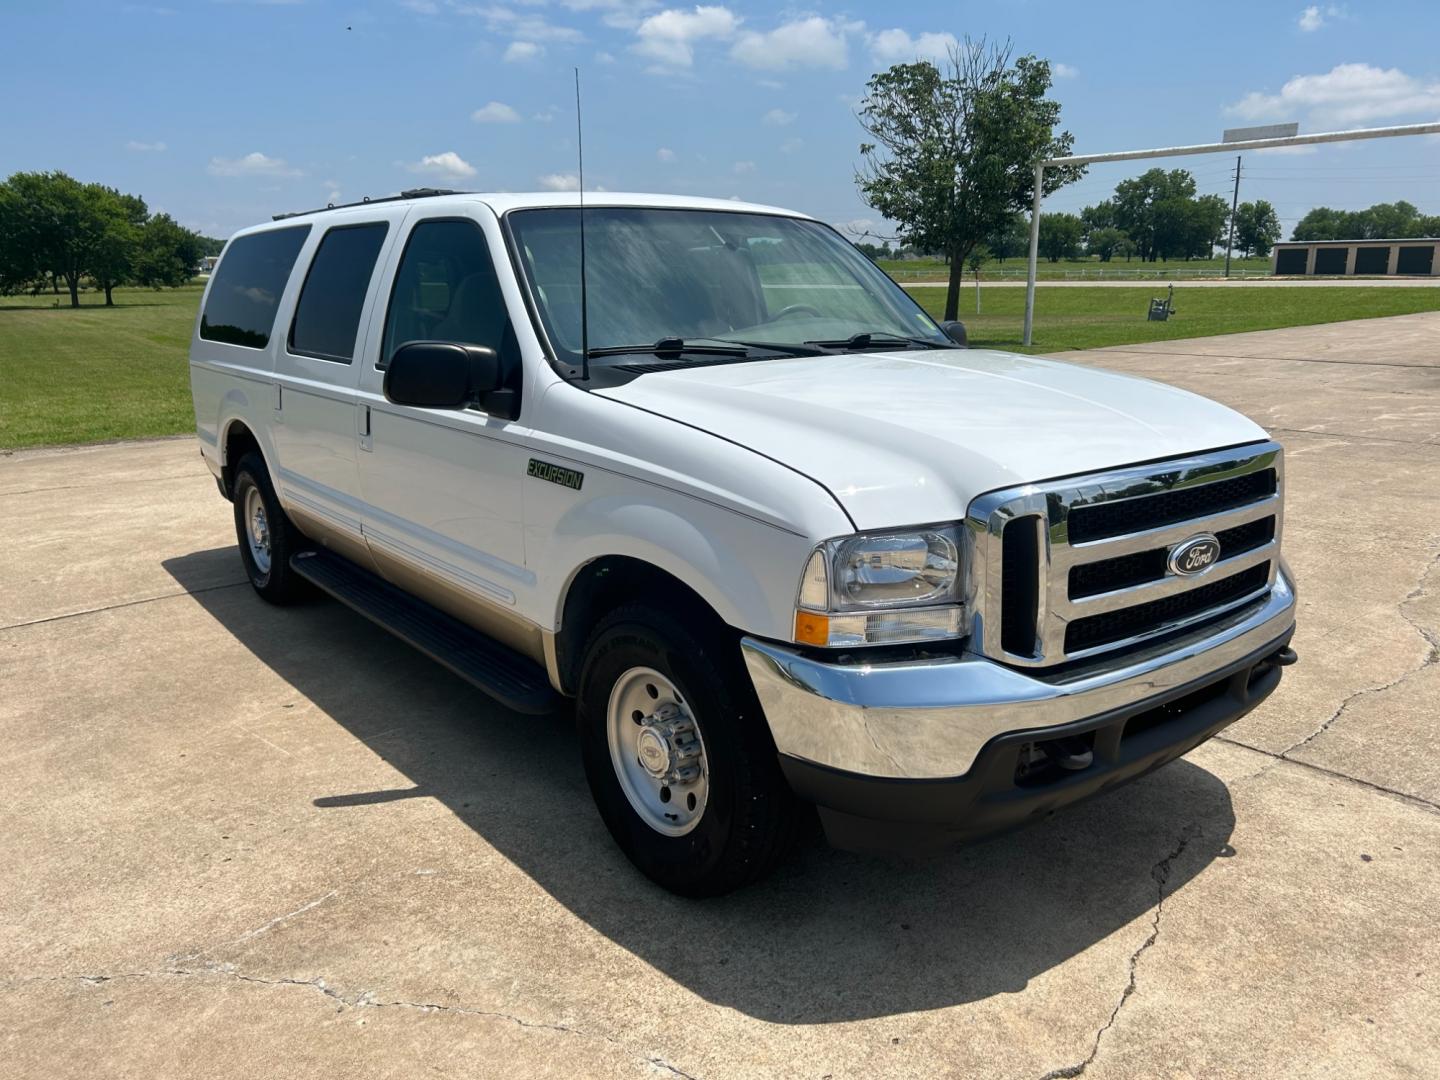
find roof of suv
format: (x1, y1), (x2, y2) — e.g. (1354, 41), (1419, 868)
(263, 190), (810, 230)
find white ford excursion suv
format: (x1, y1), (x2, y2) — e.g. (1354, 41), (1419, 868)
(190, 190), (1297, 895)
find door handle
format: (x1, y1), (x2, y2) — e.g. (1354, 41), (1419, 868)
(359, 405), (373, 452)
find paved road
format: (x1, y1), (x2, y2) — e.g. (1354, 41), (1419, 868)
(899, 276), (1440, 288)
(2, 313), (1438, 1078)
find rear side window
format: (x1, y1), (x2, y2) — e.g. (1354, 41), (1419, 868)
(289, 222), (390, 363)
(200, 226), (310, 348)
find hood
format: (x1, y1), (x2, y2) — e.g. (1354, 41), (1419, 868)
(596, 348), (1269, 530)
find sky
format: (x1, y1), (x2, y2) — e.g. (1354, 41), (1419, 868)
(2, 0), (1437, 240)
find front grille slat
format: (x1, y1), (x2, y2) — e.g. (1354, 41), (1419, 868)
(969, 443), (1284, 667)
(1066, 468), (1276, 544)
(1069, 515), (1277, 599)
(1065, 563), (1271, 654)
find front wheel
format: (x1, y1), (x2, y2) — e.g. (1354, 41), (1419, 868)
(577, 604), (798, 896)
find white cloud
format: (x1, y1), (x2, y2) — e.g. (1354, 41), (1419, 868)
(407, 151), (477, 179)
(869, 28), (954, 65)
(207, 151), (302, 177)
(732, 160), (755, 174)
(1052, 62), (1079, 79)
(505, 40), (542, 62)
(126, 139), (167, 152)
(595, 50), (616, 62)
(657, 147), (676, 161)
(762, 107), (795, 126)
(633, 5), (740, 69)
(459, 4), (583, 43)
(780, 137), (803, 154)
(472, 100), (522, 123)
(561, 0), (660, 30)
(1226, 62), (1440, 127)
(731, 16), (857, 71)
(1297, 4), (1348, 31)
(400, 0), (438, 13)
(538, 172), (581, 190)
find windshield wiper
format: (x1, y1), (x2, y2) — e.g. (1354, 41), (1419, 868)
(584, 336), (752, 360)
(803, 332), (953, 352)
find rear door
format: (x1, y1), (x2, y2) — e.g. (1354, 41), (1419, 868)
(269, 214), (398, 564)
(353, 207), (536, 651)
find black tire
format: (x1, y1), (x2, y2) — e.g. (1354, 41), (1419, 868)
(231, 451), (309, 604)
(577, 603), (799, 896)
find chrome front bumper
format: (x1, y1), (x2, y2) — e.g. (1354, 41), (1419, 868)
(742, 567), (1296, 781)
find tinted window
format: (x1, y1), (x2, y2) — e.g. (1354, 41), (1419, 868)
(201, 226), (310, 348)
(288, 223), (389, 363)
(381, 219), (512, 369)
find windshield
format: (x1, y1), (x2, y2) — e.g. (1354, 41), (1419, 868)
(506, 207), (947, 367)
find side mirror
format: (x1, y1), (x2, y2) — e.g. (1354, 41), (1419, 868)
(384, 342), (501, 408)
(940, 320), (968, 348)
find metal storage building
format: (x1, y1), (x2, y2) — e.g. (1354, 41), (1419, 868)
(1271, 239), (1439, 276)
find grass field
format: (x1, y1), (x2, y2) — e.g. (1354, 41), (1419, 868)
(910, 285), (1440, 353)
(878, 255), (1276, 280)
(1, 282), (1437, 449)
(0, 286), (204, 449)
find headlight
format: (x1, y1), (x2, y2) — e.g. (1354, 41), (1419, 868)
(793, 526), (966, 647)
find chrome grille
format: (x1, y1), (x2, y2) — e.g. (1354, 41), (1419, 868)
(965, 442), (1283, 667)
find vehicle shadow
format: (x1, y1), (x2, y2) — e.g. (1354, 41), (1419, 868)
(165, 547), (1236, 1025)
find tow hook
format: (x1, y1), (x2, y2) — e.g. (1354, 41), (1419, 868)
(1042, 735), (1094, 772)
(1270, 646), (1299, 667)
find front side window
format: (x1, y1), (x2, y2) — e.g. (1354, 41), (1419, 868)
(506, 207), (946, 368)
(289, 222), (389, 363)
(381, 219), (514, 370)
(201, 225), (311, 348)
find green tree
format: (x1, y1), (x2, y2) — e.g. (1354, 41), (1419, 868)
(136, 213), (205, 288)
(1038, 212), (1083, 261)
(0, 171), (116, 306)
(1085, 225), (1128, 262)
(856, 38), (1082, 320)
(1232, 200), (1282, 257)
(1109, 169), (1202, 261)
(1292, 201), (1439, 241)
(87, 186), (148, 306)
(985, 214), (1030, 262)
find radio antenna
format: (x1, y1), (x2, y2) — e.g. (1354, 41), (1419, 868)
(574, 67), (590, 381)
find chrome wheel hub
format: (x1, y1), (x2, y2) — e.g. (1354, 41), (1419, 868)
(244, 486), (272, 575)
(606, 667), (709, 836)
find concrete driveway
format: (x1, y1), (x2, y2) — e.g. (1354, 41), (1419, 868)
(2, 313), (1437, 1078)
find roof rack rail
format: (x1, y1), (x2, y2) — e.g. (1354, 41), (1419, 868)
(272, 188), (466, 221)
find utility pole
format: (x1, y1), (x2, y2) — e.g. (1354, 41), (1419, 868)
(1224, 154), (1242, 278)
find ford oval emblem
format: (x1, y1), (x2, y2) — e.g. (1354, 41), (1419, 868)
(1169, 534), (1221, 577)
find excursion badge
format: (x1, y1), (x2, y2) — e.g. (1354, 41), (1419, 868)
(528, 458), (584, 490)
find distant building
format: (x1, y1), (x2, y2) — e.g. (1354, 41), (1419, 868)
(1271, 239), (1438, 276)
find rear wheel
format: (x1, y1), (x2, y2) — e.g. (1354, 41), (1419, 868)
(577, 603), (798, 896)
(232, 452), (308, 604)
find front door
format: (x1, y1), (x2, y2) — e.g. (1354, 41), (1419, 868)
(354, 209), (537, 654)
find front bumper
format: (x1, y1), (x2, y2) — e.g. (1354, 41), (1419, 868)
(740, 567), (1297, 852)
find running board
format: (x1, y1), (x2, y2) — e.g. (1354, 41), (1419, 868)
(290, 549), (559, 715)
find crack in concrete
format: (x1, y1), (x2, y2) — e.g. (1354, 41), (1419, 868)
(1276, 546), (1440, 764)
(1037, 827), (1199, 1080)
(10, 963), (702, 1078)
(169, 890), (339, 966)
(1218, 736), (1440, 815)
(0, 581), (250, 632)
